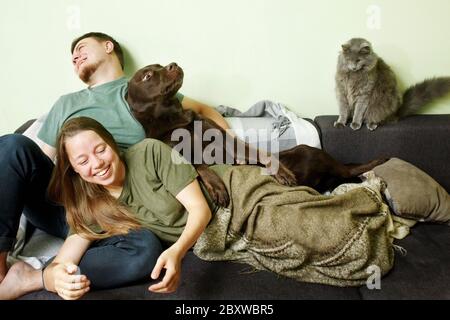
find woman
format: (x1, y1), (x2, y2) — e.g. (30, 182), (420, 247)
(0, 116), (212, 300)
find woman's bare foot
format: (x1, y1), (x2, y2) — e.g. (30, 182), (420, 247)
(0, 261), (43, 300)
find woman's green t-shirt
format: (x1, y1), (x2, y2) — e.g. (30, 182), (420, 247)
(120, 139), (224, 243)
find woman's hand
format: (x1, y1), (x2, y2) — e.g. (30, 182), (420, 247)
(147, 179), (212, 294)
(148, 246), (183, 293)
(50, 263), (90, 300)
(43, 234), (91, 300)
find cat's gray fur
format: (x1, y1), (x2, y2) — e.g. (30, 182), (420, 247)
(334, 38), (450, 131)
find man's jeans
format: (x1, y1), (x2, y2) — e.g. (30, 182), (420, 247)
(0, 134), (163, 289)
(61, 228), (163, 289)
(0, 134), (66, 250)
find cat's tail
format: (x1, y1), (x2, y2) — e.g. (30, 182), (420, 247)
(397, 77), (450, 118)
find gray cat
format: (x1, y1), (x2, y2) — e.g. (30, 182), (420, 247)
(334, 38), (450, 131)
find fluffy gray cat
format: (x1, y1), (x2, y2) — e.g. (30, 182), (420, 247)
(334, 38), (450, 131)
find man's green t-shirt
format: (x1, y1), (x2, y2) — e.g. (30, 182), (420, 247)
(120, 139), (225, 244)
(38, 77), (184, 150)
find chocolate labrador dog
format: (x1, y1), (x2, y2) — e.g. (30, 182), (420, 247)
(126, 63), (385, 206)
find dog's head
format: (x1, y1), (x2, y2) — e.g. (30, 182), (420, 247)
(126, 63), (184, 116)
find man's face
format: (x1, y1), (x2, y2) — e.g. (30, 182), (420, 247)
(71, 37), (109, 83)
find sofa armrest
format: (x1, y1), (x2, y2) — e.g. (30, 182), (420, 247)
(314, 114), (450, 192)
(14, 119), (36, 134)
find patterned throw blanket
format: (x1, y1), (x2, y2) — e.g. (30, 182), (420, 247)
(194, 166), (395, 287)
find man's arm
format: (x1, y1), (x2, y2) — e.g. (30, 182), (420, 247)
(181, 96), (230, 130)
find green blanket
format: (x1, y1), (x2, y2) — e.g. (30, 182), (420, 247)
(194, 166), (395, 287)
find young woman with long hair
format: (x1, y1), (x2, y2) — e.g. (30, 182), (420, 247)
(0, 117), (211, 299)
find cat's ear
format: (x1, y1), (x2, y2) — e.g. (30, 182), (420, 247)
(360, 45), (371, 55)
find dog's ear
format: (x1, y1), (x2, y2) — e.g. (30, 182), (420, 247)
(126, 74), (166, 113)
(126, 89), (159, 115)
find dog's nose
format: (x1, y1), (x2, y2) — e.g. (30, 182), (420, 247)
(166, 63), (178, 71)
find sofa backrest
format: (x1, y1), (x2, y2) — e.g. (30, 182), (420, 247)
(314, 115), (450, 192)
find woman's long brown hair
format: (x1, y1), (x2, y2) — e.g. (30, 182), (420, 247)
(47, 117), (141, 240)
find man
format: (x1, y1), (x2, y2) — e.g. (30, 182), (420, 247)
(41, 32), (230, 160)
(0, 32), (230, 298)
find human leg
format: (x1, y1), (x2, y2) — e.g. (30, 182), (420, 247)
(78, 228), (163, 289)
(0, 134), (68, 279)
(0, 261), (43, 299)
(0, 228), (161, 299)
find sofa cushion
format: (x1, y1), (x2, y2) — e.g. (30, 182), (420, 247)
(373, 158), (450, 224)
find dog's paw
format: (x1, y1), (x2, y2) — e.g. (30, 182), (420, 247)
(333, 121), (346, 128)
(350, 122), (362, 130)
(196, 166), (230, 207)
(209, 187), (230, 208)
(367, 123), (378, 131)
(271, 163), (297, 187)
(204, 179), (230, 207)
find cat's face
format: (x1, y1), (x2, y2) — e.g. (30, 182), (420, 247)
(340, 38), (378, 72)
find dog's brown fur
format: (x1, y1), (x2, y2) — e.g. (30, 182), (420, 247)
(126, 63), (386, 206)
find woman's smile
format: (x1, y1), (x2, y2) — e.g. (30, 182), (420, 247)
(94, 165), (111, 179)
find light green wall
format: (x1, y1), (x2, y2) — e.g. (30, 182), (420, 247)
(1, 0), (449, 134)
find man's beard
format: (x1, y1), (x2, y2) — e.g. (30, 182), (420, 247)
(79, 61), (102, 83)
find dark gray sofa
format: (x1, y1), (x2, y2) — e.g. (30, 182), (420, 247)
(19, 114), (450, 300)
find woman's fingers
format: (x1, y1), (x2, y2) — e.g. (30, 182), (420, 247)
(58, 286), (90, 300)
(149, 282), (176, 293)
(58, 277), (90, 290)
(148, 269), (179, 293)
(55, 271), (90, 296)
(151, 258), (164, 280)
(149, 248), (183, 293)
(61, 274), (87, 285)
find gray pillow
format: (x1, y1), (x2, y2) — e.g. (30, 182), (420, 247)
(373, 158), (450, 225)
